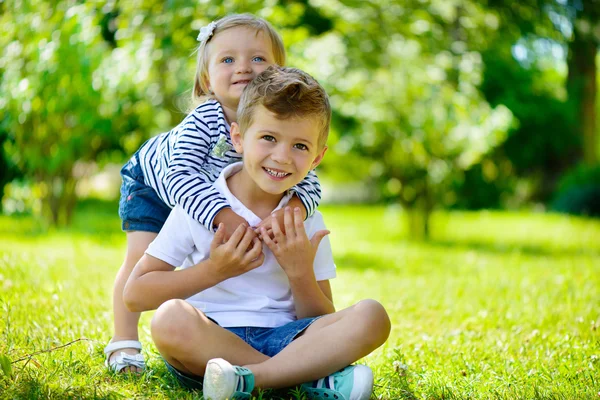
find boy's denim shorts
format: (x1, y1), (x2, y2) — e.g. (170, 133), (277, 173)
(164, 316), (321, 391)
(118, 153), (171, 233)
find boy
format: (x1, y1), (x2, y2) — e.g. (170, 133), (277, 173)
(123, 66), (391, 400)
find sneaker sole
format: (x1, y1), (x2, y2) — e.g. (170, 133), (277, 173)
(203, 358), (236, 400)
(351, 365), (374, 400)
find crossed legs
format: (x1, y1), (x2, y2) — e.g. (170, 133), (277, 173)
(151, 299), (391, 389)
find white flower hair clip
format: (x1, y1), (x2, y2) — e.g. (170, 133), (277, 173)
(197, 21), (217, 43)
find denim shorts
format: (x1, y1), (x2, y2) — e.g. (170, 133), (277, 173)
(164, 316), (321, 391)
(118, 152), (171, 233)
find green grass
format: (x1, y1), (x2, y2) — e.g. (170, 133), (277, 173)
(1, 201), (599, 399)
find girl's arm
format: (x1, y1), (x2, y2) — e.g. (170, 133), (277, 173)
(291, 169), (321, 219)
(164, 104), (238, 231)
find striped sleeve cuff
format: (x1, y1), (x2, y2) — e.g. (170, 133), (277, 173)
(198, 199), (230, 231)
(292, 185), (316, 220)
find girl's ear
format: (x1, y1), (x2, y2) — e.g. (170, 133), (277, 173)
(231, 123), (243, 154)
(311, 145), (328, 169)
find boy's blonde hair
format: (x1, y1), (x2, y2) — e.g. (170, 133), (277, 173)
(192, 14), (286, 107)
(238, 66), (331, 150)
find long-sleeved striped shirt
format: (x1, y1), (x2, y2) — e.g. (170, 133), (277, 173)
(137, 99), (322, 230)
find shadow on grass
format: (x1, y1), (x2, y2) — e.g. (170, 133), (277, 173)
(335, 252), (400, 272)
(5, 377), (124, 399)
(429, 238), (600, 258)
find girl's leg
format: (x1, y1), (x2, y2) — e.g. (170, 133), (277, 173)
(151, 299), (269, 376)
(246, 299), (391, 389)
(108, 231), (157, 373)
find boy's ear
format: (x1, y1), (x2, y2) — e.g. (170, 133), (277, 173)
(230, 122), (243, 154)
(311, 145), (328, 169)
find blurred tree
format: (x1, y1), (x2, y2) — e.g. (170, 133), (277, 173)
(294, 1), (513, 239)
(0, 1), (148, 225)
(0, 0), (333, 225)
(487, 0), (600, 166)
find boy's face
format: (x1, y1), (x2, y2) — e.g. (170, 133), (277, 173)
(231, 105), (327, 196)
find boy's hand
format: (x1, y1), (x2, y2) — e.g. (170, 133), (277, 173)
(209, 223), (264, 281)
(255, 196), (306, 239)
(214, 208), (250, 241)
(260, 207), (329, 281)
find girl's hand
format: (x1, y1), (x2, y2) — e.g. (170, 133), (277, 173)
(214, 208), (250, 241)
(209, 223), (264, 282)
(255, 196), (306, 239)
(254, 207), (285, 239)
(260, 207), (329, 281)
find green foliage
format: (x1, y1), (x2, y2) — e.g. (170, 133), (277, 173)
(2, 0), (597, 237)
(0, 2), (149, 225)
(294, 1), (514, 237)
(1, 204), (599, 398)
(0, 354), (12, 380)
(552, 164), (600, 217)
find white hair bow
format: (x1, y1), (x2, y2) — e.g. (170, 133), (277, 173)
(197, 21), (217, 43)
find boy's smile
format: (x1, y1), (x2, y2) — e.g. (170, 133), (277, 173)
(228, 105), (326, 213)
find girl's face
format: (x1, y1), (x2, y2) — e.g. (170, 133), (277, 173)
(206, 27), (276, 122)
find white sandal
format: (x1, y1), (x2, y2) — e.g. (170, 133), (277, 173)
(104, 340), (146, 373)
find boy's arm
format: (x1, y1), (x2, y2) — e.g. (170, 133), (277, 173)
(260, 207), (336, 319)
(123, 253), (220, 312)
(124, 220), (264, 312)
(164, 109), (233, 230)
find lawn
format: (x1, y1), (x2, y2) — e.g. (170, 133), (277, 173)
(1, 201), (599, 399)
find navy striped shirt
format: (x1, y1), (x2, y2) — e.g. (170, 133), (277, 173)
(138, 100), (321, 230)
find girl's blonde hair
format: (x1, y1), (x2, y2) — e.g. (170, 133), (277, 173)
(192, 14), (286, 108)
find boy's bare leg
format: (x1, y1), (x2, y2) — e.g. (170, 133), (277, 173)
(151, 299), (269, 376)
(245, 299), (391, 389)
(109, 231), (157, 373)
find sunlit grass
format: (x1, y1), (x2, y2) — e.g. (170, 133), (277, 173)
(1, 201), (599, 399)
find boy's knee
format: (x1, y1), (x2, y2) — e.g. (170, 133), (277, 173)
(151, 299), (201, 349)
(353, 299), (391, 343)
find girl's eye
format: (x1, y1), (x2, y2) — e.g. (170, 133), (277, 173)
(222, 57), (234, 64)
(262, 135), (275, 142)
(294, 143), (309, 151)
(253, 56), (266, 62)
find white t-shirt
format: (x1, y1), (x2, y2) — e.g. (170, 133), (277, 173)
(146, 162), (337, 328)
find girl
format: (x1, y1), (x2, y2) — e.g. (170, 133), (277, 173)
(104, 14), (322, 373)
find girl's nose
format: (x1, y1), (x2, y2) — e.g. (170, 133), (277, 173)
(235, 59), (252, 74)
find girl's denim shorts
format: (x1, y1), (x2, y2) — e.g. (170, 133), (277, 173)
(118, 153), (171, 233)
(164, 316), (321, 391)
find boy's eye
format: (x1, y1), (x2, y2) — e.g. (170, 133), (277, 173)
(253, 56), (266, 62)
(222, 57), (234, 64)
(262, 135), (275, 142)
(294, 143), (309, 151)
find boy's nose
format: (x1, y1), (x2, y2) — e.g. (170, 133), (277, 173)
(271, 146), (292, 164)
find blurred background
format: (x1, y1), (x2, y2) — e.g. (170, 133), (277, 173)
(1, 0), (599, 239)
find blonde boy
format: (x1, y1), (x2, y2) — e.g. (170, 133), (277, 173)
(124, 66), (390, 400)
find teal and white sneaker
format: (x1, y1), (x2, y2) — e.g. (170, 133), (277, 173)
(203, 358), (255, 400)
(301, 365), (374, 400)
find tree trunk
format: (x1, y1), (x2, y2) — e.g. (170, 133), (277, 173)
(405, 190), (433, 241)
(567, 17), (598, 165)
(42, 175), (78, 227)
